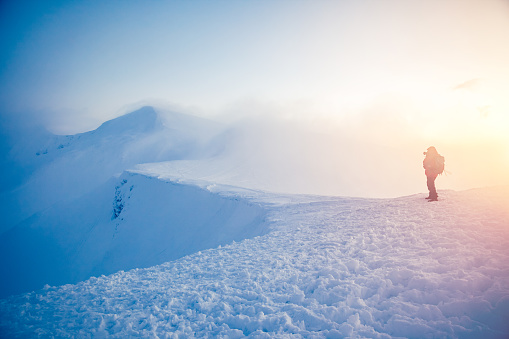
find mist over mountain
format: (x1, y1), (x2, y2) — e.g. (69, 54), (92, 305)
(1, 104), (406, 296)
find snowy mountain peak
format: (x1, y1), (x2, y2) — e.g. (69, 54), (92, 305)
(94, 106), (162, 135)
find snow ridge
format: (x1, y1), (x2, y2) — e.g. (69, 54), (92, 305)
(0, 172), (269, 298)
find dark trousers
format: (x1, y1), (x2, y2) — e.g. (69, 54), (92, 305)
(427, 175), (437, 198)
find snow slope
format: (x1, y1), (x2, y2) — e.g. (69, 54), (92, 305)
(1, 179), (508, 338)
(0, 172), (268, 298)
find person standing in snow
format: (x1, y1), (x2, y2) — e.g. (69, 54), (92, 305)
(423, 146), (444, 202)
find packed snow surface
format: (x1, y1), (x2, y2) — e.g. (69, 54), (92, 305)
(1, 179), (508, 338)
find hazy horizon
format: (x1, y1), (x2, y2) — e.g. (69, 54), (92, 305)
(1, 0), (508, 197)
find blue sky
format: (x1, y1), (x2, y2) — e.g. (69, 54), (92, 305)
(1, 0), (509, 136)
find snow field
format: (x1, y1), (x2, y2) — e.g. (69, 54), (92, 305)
(1, 184), (508, 338)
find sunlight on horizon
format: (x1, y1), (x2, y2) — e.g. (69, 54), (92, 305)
(1, 0), (508, 196)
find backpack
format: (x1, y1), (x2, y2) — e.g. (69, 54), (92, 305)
(434, 155), (445, 175)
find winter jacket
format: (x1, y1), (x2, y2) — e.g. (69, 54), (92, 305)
(423, 155), (441, 177)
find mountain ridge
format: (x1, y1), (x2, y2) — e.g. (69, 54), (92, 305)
(0, 106), (228, 233)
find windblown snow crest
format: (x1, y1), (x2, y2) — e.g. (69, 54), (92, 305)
(0, 172), (269, 298)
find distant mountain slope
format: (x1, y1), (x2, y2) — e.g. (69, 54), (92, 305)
(0, 106), (228, 234)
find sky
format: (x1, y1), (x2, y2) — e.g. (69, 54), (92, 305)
(1, 0), (509, 195)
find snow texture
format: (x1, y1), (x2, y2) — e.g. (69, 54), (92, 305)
(1, 106), (508, 338)
(1, 180), (508, 338)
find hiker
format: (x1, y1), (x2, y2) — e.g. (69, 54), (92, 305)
(423, 146), (444, 202)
